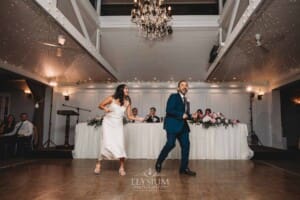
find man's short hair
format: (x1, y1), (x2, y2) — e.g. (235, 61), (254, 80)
(150, 107), (156, 112)
(178, 80), (187, 87)
(20, 113), (27, 117)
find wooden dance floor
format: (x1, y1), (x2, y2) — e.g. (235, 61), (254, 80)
(0, 159), (300, 200)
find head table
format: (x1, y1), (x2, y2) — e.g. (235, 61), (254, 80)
(73, 122), (253, 160)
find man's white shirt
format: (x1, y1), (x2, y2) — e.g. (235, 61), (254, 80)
(14, 120), (33, 136)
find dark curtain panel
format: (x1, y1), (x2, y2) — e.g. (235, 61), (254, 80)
(26, 80), (47, 149)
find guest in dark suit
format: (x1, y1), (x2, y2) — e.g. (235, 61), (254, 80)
(145, 107), (160, 123)
(155, 80), (196, 176)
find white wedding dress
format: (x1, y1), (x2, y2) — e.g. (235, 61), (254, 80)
(99, 99), (127, 160)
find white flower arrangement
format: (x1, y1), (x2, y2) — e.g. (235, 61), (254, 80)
(190, 112), (239, 129)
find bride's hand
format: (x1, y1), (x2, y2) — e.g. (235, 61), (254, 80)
(135, 117), (145, 122)
(104, 108), (111, 113)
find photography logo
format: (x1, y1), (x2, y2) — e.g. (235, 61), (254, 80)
(131, 168), (169, 191)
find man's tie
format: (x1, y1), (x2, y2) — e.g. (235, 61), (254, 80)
(15, 122), (24, 135)
(183, 96), (190, 115)
(183, 96), (188, 114)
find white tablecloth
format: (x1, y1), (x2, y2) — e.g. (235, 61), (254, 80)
(73, 123), (253, 160)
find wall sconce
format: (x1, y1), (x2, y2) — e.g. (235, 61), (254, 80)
(24, 89), (32, 98)
(247, 86), (265, 100)
(257, 90), (264, 100)
(292, 97), (300, 105)
(62, 91), (69, 101)
(257, 94), (263, 100)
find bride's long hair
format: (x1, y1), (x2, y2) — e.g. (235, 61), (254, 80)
(113, 84), (131, 106)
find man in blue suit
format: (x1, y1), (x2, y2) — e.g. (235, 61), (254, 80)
(155, 80), (196, 176)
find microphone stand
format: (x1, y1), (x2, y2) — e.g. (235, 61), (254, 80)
(62, 104), (91, 124)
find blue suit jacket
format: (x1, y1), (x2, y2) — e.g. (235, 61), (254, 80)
(163, 93), (190, 134)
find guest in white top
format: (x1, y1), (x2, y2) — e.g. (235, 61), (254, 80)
(14, 113), (33, 137)
(14, 113), (34, 156)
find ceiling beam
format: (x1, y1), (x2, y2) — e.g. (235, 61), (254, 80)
(34, 0), (119, 80)
(0, 59), (50, 86)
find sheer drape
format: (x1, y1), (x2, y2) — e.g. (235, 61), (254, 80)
(26, 80), (47, 149)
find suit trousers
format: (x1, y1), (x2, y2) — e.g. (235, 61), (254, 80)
(157, 126), (190, 171)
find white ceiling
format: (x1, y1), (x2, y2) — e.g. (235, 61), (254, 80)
(99, 16), (219, 82)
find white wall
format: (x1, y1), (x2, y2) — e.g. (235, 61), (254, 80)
(47, 83), (263, 146)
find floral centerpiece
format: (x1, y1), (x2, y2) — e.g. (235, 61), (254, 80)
(87, 116), (128, 128)
(189, 112), (239, 129)
(87, 117), (103, 128)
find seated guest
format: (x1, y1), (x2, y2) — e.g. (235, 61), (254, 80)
(14, 113), (34, 156)
(192, 109), (203, 122)
(0, 114), (16, 135)
(14, 113), (33, 137)
(204, 108), (212, 117)
(145, 107), (160, 123)
(128, 107), (139, 123)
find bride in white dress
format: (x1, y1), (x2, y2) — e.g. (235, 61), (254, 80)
(94, 84), (143, 176)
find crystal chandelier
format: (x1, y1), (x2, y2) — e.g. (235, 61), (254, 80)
(131, 0), (173, 40)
